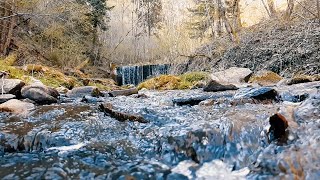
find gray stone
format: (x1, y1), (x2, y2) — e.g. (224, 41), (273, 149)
(66, 86), (102, 98)
(0, 94), (16, 103)
(21, 85), (59, 104)
(0, 79), (25, 96)
(234, 87), (278, 101)
(210, 67), (253, 84)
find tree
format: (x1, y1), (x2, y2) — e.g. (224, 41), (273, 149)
(133, 0), (162, 37)
(0, 0), (16, 55)
(187, 0), (241, 41)
(77, 0), (112, 65)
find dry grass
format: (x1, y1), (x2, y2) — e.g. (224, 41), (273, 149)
(249, 71), (283, 85)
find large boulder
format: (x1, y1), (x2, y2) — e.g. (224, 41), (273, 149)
(0, 94), (16, 103)
(0, 99), (35, 116)
(0, 79), (25, 96)
(249, 70), (283, 86)
(210, 67), (253, 84)
(21, 85), (59, 104)
(203, 80), (238, 92)
(66, 86), (102, 98)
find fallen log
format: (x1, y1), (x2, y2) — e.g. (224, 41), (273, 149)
(99, 103), (148, 123)
(108, 88), (138, 97)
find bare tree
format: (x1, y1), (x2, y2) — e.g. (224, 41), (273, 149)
(267, 0), (277, 17)
(285, 0), (294, 20)
(0, 0), (16, 55)
(317, 0), (320, 22)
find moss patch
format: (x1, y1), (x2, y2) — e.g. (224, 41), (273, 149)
(249, 71), (283, 85)
(138, 72), (209, 90)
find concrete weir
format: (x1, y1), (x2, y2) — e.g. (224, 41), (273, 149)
(116, 64), (171, 86)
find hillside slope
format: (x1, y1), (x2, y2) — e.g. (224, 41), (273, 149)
(194, 20), (320, 77)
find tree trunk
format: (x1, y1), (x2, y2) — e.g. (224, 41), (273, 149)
(317, 0), (320, 23)
(285, 0), (294, 20)
(267, 0), (277, 17)
(214, 0), (223, 37)
(0, 0), (15, 55)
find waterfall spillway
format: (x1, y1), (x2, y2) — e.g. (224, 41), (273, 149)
(116, 64), (171, 86)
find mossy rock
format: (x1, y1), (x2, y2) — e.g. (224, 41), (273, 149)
(138, 75), (181, 90)
(138, 72), (209, 90)
(287, 74), (313, 85)
(249, 70), (283, 86)
(179, 72), (209, 83)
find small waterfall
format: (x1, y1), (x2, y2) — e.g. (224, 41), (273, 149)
(116, 64), (171, 85)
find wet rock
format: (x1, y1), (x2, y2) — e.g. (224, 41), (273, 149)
(199, 99), (215, 106)
(173, 96), (211, 106)
(81, 95), (103, 103)
(66, 86), (103, 98)
(268, 113), (289, 143)
(210, 67), (253, 84)
(0, 79), (25, 96)
(249, 70), (283, 86)
(234, 87), (278, 101)
(294, 94), (320, 123)
(21, 85), (59, 104)
(99, 103), (148, 123)
(0, 94), (16, 103)
(203, 80), (238, 92)
(0, 99), (35, 116)
(279, 91), (309, 102)
(108, 88), (138, 97)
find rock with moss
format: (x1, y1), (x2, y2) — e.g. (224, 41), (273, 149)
(249, 70), (283, 86)
(138, 75), (181, 90)
(21, 85), (59, 104)
(287, 74), (315, 85)
(66, 86), (103, 98)
(0, 79), (25, 96)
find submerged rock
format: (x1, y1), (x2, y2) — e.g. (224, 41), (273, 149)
(203, 80), (238, 92)
(0, 94), (16, 103)
(99, 103), (148, 123)
(210, 67), (253, 84)
(249, 70), (283, 86)
(21, 85), (59, 104)
(0, 99), (35, 116)
(66, 86), (102, 98)
(0, 79), (25, 96)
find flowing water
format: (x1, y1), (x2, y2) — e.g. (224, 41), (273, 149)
(0, 88), (319, 179)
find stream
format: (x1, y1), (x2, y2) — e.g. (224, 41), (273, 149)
(0, 87), (319, 179)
